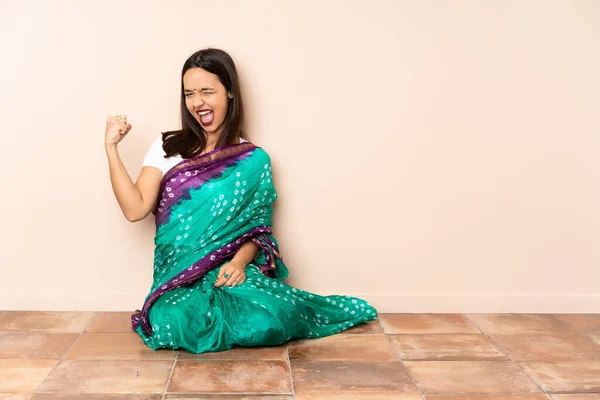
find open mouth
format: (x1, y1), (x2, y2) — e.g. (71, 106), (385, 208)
(197, 110), (214, 126)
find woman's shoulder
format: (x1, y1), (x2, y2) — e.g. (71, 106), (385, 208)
(248, 144), (272, 165)
(146, 135), (166, 155)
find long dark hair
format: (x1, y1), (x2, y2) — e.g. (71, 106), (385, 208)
(162, 48), (246, 159)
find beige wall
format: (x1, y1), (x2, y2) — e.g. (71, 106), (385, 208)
(1, 0), (598, 313)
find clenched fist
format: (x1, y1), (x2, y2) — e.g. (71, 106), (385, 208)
(105, 115), (133, 146)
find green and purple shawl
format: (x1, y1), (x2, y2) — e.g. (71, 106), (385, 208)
(131, 142), (287, 335)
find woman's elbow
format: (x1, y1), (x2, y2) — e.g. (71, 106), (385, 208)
(124, 211), (144, 223)
(124, 207), (153, 222)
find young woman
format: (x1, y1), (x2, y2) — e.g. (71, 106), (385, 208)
(105, 48), (378, 353)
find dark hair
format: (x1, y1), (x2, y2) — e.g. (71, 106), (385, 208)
(161, 48), (246, 159)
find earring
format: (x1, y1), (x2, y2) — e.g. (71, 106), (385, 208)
(227, 92), (233, 99)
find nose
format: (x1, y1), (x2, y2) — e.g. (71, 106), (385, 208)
(192, 93), (204, 108)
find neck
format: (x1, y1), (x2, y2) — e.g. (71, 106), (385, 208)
(199, 131), (222, 155)
(205, 131), (221, 147)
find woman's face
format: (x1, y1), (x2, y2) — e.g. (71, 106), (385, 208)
(183, 67), (230, 136)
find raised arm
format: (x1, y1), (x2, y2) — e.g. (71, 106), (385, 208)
(105, 115), (162, 222)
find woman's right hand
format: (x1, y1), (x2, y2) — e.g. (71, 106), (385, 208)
(105, 115), (133, 147)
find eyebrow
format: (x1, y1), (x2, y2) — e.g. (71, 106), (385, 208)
(184, 87), (214, 92)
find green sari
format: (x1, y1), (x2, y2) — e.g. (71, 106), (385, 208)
(132, 142), (378, 353)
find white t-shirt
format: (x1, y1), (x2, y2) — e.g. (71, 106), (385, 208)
(142, 136), (248, 175)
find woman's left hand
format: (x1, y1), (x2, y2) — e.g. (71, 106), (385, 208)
(214, 260), (247, 288)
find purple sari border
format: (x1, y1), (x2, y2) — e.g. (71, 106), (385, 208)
(154, 153), (250, 227)
(161, 142), (257, 187)
(131, 225), (282, 335)
(153, 143), (258, 226)
(250, 235), (281, 273)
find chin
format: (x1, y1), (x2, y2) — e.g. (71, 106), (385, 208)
(194, 119), (218, 134)
(204, 127), (219, 134)
(205, 123), (224, 135)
